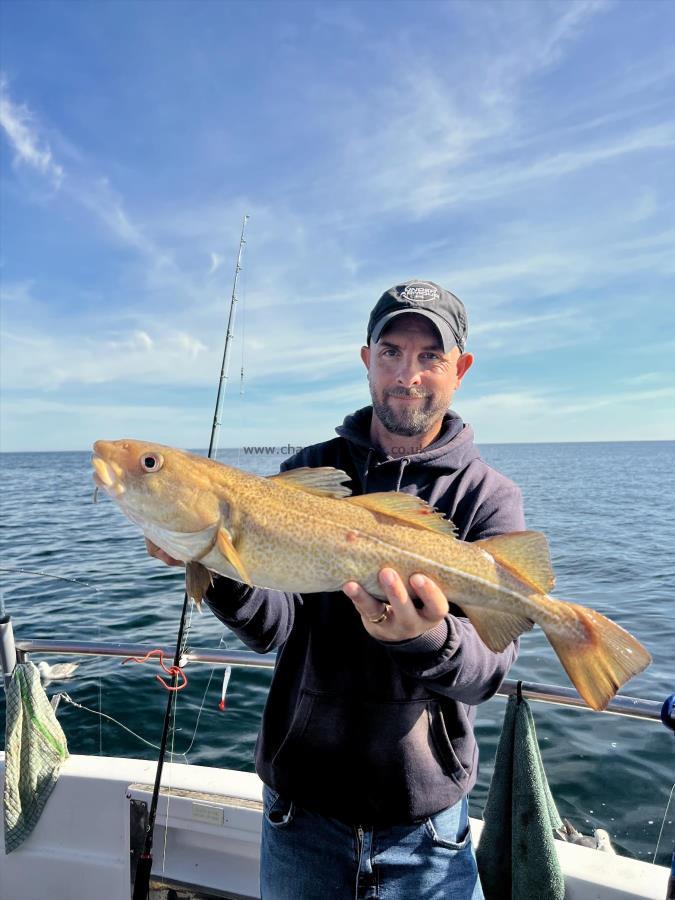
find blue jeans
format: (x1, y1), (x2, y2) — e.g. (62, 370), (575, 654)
(260, 785), (484, 900)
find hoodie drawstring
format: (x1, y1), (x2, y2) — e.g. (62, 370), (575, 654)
(362, 448), (374, 494)
(394, 457), (410, 493)
(361, 450), (410, 494)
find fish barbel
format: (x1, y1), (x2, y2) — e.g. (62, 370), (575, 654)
(92, 439), (651, 710)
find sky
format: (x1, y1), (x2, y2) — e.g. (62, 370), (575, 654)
(1, 0), (674, 452)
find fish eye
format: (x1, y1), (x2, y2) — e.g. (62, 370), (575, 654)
(140, 453), (163, 473)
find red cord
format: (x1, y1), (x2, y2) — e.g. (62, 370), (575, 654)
(122, 649), (188, 691)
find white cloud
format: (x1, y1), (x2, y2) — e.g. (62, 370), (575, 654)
(0, 76), (64, 187)
(315, 0), (616, 220)
(0, 322), (209, 390)
(408, 122), (675, 216)
(71, 176), (177, 278)
(459, 383), (675, 442)
(630, 188), (659, 223)
(0, 79), (180, 284)
(107, 330), (154, 352)
(208, 252), (224, 275)
(494, 1), (592, 85)
(0, 396), (213, 452)
(620, 372), (669, 387)
(3, 199), (672, 396)
(559, 385), (675, 415)
(272, 378), (369, 409)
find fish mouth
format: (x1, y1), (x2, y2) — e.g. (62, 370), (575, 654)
(91, 454), (126, 496)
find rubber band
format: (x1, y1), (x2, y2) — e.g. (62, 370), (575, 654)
(122, 649), (188, 692)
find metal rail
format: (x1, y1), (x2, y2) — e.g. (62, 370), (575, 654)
(14, 639), (276, 669)
(13, 638), (672, 725)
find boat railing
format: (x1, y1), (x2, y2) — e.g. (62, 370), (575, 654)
(6, 636), (674, 727)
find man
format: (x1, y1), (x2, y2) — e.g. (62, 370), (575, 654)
(148, 280), (525, 899)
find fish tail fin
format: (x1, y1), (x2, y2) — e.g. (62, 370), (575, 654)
(541, 598), (651, 710)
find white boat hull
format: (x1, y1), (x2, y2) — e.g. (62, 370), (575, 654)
(0, 754), (668, 900)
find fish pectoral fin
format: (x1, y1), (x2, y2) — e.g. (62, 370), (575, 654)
(216, 527), (252, 585)
(459, 604), (534, 652)
(348, 493), (457, 538)
(139, 519), (220, 563)
(474, 531), (556, 594)
(185, 561), (214, 610)
(270, 467), (352, 498)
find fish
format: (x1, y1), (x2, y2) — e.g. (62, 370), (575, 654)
(91, 438), (651, 711)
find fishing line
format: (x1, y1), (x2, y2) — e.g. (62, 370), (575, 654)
(161, 682), (181, 880)
(0, 566), (105, 592)
(653, 780), (675, 864)
(96, 581), (104, 755)
(180, 627), (230, 758)
(98, 634), (103, 755)
(58, 678), (224, 762)
(57, 692), (188, 757)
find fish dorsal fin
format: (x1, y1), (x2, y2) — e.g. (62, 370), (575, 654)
(475, 530), (555, 594)
(348, 492), (457, 538)
(459, 604), (534, 652)
(270, 467), (352, 499)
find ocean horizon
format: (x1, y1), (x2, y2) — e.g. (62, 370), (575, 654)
(2, 438), (674, 454)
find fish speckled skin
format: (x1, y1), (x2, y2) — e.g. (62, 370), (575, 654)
(92, 439), (651, 710)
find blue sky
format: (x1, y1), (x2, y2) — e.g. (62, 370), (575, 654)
(1, 0), (674, 452)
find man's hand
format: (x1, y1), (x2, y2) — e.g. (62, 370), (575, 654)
(145, 538), (184, 567)
(343, 569), (448, 642)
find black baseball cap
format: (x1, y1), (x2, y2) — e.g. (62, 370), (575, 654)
(367, 279), (468, 353)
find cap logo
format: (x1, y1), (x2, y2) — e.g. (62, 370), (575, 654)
(399, 282), (439, 304)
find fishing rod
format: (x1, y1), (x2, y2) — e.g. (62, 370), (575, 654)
(132, 214), (250, 900)
(209, 213), (249, 459)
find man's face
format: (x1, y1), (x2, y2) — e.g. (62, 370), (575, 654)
(361, 314), (473, 437)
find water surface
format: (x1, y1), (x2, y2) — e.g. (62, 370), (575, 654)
(1, 442), (673, 865)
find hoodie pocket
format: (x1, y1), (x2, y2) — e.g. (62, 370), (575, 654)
(270, 690), (316, 770)
(426, 702), (470, 787)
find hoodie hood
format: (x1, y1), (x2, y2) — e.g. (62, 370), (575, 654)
(335, 406), (481, 495)
(336, 405), (480, 470)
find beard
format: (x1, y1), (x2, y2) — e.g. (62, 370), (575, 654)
(370, 385), (449, 437)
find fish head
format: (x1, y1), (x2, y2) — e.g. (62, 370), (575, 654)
(91, 439), (222, 536)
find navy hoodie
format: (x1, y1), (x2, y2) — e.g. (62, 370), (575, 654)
(205, 407), (525, 825)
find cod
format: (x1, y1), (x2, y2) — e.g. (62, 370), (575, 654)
(92, 439), (651, 711)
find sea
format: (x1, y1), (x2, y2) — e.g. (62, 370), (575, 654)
(0, 442), (673, 867)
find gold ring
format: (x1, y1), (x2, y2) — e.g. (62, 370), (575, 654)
(368, 610), (388, 624)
